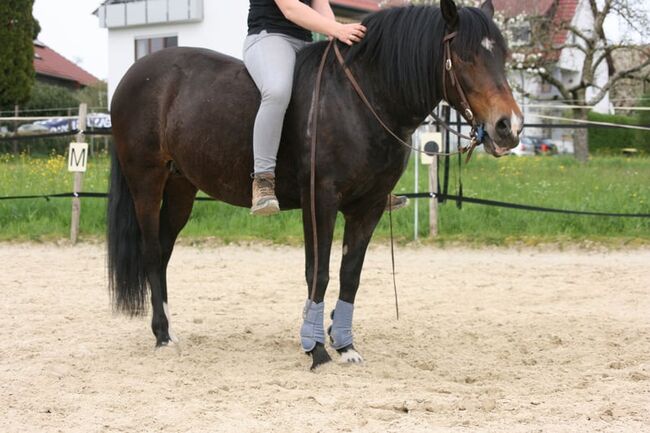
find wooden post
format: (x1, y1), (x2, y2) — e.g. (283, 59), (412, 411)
(13, 105), (19, 154)
(70, 103), (87, 244)
(428, 154), (438, 237)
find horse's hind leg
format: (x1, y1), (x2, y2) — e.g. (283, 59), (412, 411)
(331, 202), (385, 363)
(127, 165), (174, 347)
(158, 174), (198, 343)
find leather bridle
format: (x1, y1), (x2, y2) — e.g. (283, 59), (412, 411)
(439, 31), (485, 161)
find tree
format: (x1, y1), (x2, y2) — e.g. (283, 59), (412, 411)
(0, 0), (37, 111)
(75, 81), (109, 111)
(637, 92), (650, 148)
(504, 0), (650, 161)
(396, 0), (650, 161)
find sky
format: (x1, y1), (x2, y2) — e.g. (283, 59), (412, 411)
(31, 0), (648, 83)
(33, 0), (109, 80)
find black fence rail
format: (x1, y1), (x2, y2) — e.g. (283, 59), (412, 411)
(1, 191), (649, 219)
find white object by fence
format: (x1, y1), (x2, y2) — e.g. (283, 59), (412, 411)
(67, 142), (88, 172)
(412, 125), (441, 240)
(70, 104), (87, 244)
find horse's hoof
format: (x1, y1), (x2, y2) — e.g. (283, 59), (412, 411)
(338, 344), (364, 364)
(309, 343), (332, 370)
(155, 335), (181, 353)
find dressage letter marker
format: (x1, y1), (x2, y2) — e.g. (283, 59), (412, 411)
(68, 142), (88, 172)
(419, 132), (441, 165)
(70, 103), (88, 244)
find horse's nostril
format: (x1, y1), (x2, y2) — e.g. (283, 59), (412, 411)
(496, 117), (511, 137)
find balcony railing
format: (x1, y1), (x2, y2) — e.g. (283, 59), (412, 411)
(97, 0), (204, 29)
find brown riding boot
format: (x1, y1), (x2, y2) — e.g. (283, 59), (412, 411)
(251, 173), (280, 216)
(385, 194), (409, 212)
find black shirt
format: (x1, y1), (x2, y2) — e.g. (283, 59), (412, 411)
(248, 0), (314, 41)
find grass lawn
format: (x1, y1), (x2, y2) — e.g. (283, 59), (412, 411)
(0, 151), (649, 244)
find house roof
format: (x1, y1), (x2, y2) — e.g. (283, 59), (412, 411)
(33, 41), (100, 87)
(494, 0), (582, 50)
(492, 0), (555, 18)
(551, 0), (580, 46)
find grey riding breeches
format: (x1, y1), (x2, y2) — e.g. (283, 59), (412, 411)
(243, 30), (310, 175)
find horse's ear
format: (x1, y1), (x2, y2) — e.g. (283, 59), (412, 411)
(440, 0), (459, 29)
(480, 0), (495, 19)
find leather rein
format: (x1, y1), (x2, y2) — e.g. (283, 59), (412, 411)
(332, 31), (485, 162)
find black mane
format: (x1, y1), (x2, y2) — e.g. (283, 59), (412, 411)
(296, 5), (507, 116)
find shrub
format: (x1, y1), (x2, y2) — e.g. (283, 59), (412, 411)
(23, 82), (79, 116)
(588, 111), (649, 155)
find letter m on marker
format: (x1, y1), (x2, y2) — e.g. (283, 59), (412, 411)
(68, 142), (89, 172)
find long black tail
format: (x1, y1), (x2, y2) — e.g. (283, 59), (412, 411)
(107, 145), (148, 316)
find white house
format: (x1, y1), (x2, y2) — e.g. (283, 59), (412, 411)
(95, 0), (381, 103)
(495, 0), (611, 146)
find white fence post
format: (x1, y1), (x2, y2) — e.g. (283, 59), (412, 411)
(70, 103), (87, 244)
(428, 153), (438, 237)
(413, 131), (419, 241)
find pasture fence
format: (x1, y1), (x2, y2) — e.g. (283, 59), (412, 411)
(1, 105), (649, 242)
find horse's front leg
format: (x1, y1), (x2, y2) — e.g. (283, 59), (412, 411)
(300, 190), (338, 370)
(329, 200), (385, 363)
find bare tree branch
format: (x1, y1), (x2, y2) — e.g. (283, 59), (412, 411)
(592, 44), (649, 75)
(537, 70), (573, 101)
(592, 0), (612, 37)
(565, 25), (594, 46)
(552, 43), (588, 54)
(509, 78), (573, 102)
(587, 56), (650, 105)
(609, 0), (650, 39)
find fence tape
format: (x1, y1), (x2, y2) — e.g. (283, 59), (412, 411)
(0, 130), (81, 142)
(0, 129), (112, 143)
(523, 104), (650, 112)
(534, 114), (650, 131)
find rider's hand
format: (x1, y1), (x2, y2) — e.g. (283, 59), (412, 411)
(333, 23), (367, 46)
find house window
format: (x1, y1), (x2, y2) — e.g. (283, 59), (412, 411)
(134, 36), (178, 61)
(509, 23), (531, 47)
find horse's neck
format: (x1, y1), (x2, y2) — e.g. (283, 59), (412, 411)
(356, 81), (434, 136)
(343, 60), (439, 132)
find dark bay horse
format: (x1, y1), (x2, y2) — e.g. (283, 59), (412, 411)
(107, 0), (522, 369)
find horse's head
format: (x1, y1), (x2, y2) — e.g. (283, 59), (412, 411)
(440, 0), (523, 156)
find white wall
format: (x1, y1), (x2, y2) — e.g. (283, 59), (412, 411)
(508, 70), (547, 138)
(106, 1), (248, 103)
(557, 0), (610, 113)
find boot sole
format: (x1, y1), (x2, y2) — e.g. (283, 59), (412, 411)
(251, 199), (280, 216)
(385, 197), (409, 212)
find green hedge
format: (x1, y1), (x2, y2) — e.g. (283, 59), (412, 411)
(588, 111), (650, 155)
(23, 82), (79, 116)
